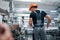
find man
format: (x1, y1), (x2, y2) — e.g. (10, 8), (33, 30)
(29, 3), (51, 40)
(0, 23), (14, 40)
(12, 24), (21, 40)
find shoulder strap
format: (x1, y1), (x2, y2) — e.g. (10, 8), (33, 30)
(40, 10), (42, 13)
(34, 10), (42, 20)
(34, 10), (42, 14)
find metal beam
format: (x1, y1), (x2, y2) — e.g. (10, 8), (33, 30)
(0, 8), (9, 15)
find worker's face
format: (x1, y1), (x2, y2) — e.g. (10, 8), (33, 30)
(0, 23), (14, 40)
(30, 6), (37, 12)
(31, 8), (37, 12)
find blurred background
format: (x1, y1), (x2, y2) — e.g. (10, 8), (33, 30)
(0, 0), (60, 40)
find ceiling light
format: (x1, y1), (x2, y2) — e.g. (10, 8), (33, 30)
(16, 8), (29, 12)
(14, 0), (41, 2)
(15, 14), (30, 17)
(50, 10), (57, 12)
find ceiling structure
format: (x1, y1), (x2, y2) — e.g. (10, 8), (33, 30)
(13, 0), (60, 13)
(0, 0), (60, 13)
(13, 0), (60, 6)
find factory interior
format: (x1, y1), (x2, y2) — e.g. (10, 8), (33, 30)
(0, 0), (60, 40)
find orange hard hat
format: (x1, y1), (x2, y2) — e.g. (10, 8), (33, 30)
(29, 3), (38, 11)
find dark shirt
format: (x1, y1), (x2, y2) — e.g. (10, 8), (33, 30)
(30, 10), (47, 26)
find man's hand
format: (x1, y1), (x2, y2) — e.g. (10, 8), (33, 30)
(29, 24), (32, 27)
(47, 23), (49, 28)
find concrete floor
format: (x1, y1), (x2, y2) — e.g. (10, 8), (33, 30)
(27, 35), (56, 40)
(17, 35), (60, 40)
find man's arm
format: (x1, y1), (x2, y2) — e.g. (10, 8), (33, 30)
(45, 15), (51, 28)
(29, 18), (33, 27)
